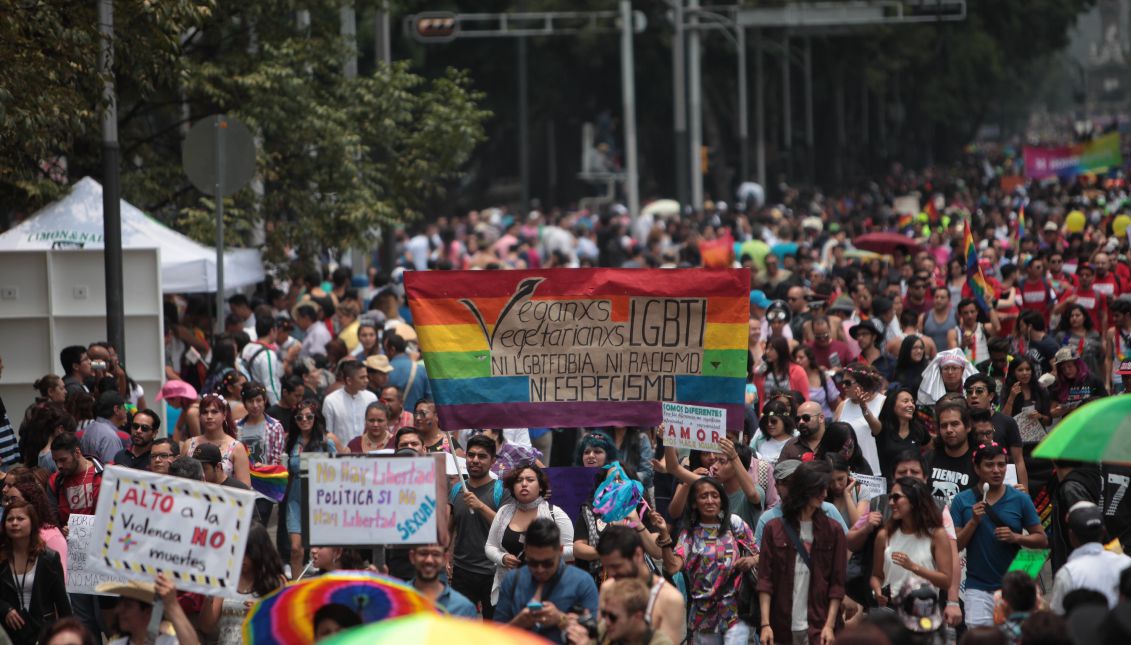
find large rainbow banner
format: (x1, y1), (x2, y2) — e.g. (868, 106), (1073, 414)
(404, 268), (749, 432)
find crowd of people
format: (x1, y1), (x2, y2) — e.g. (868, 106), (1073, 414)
(2, 158), (1131, 644)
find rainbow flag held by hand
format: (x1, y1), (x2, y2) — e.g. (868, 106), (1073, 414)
(250, 463), (288, 502)
(964, 220), (996, 313)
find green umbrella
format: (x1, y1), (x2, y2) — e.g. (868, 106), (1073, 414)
(1032, 394), (1131, 463)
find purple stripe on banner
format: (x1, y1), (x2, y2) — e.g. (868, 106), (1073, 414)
(436, 401), (744, 433)
(544, 467), (601, 525)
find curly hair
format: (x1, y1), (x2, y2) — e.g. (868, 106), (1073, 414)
(10, 479), (60, 529)
(503, 464), (551, 500)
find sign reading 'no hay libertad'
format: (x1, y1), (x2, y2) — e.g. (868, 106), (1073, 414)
(404, 268), (749, 431)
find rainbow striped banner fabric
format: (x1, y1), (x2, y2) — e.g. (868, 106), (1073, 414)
(404, 268), (749, 432)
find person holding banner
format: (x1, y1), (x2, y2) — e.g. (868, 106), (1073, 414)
(284, 399), (342, 579)
(0, 500), (71, 644)
(181, 394), (250, 487)
(485, 464), (574, 606)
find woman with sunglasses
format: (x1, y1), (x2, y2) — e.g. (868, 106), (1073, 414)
(833, 364), (885, 476)
(181, 393), (250, 486)
(752, 399), (796, 462)
(283, 399), (344, 578)
(869, 478), (951, 607)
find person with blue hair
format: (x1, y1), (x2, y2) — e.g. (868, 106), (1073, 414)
(574, 431), (619, 469)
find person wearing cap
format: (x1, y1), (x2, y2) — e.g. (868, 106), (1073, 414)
(951, 440), (1046, 627)
(850, 319), (896, 383)
(1049, 346), (1107, 420)
(363, 354), (394, 396)
(1049, 502), (1131, 613)
(79, 391), (129, 465)
(99, 575), (199, 645)
(753, 460), (848, 547)
(193, 443), (250, 492)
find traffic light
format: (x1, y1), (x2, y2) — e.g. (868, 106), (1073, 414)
(412, 13), (459, 43)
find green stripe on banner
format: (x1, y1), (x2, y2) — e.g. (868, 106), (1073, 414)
(432, 376), (532, 405)
(675, 375), (745, 404)
(701, 349), (747, 378)
(426, 350), (492, 380)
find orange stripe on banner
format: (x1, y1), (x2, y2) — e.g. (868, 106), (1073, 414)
(411, 298), (509, 326)
(707, 296), (749, 323)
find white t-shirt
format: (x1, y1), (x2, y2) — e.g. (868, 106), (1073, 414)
(321, 388), (378, 444)
(837, 396), (885, 475)
(791, 520), (814, 631)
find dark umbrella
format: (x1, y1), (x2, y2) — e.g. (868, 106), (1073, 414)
(852, 232), (925, 256)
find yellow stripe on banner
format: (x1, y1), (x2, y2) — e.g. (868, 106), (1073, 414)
(417, 324), (490, 352)
(705, 323), (748, 350)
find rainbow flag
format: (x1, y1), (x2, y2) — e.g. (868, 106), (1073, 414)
(964, 220), (996, 313)
(404, 268), (749, 432)
(249, 463), (288, 502)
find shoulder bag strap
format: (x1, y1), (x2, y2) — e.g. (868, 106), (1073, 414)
(780, 520), (813, 570)
(404, 360), (419, 398)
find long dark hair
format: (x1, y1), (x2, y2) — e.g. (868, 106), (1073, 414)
(1002, 356), (1051, 416)
(206, 335), (239, 379)
(0, 500), (45, 564)
(781, 462), (831, 527)
(19, 402), (75, 468)
(285, 399), (329, 453)
(793, 345), (827, 389)
(244, 522), (287, 596)
(608, 427), (646, 476)
(885, 477), (941, 538)
(819, 421), (872, 475)
(878, 387), (929, 445)
(1057, 303), (1094, 334)
(682, 477), (730, 536)
(766, 336), (792, 379)
(895, 335), (929, 373)
(11, 479), (60, 529)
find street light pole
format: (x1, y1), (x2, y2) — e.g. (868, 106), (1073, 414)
(99, 0), (125, 361)
(737, 27), (749, 183)
(754, 29), (766, 187)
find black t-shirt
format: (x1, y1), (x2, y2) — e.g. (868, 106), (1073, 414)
(991, 412), (1023, 451)
(1028, 335), (1061, 375)
(927, 448), (977, 507)
(1104, 464), (1131, 548)
(112, 448), (152, 472)
(450, 479), (510, 575)
(266, 404), (293, 428)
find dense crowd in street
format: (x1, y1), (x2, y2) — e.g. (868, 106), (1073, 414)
(4, 157), (1131, 645)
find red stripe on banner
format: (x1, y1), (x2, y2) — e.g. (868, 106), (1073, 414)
(404, 268), (751, 301)
(437, 401), (745, 433)
(707, 296), (749, 324)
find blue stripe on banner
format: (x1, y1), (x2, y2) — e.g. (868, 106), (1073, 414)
(431, 376), (532, 406)
(675, 375), (745, 405)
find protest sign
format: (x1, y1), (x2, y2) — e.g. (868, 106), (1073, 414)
(88, 466), (256, 598)
(405, 268), (749, 432)
(544, 467), (601, 524)
(852, 473), (887, 501)
(66, 514), (128, 595)
(660, 402), (727, 453)
(1023, 132), (1122, 179)
(1007, 548), (1050, 578)
(307, 456), (442, 546)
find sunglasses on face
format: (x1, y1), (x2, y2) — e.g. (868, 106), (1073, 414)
(797, 414), (816, 423)
(131, 423), (154, 432)
(601, 611), (622, 624)
(295, 414), (315, 422)
(965, 387), (989, 395)
(889, 492), (905, 502)
(526, 556), (557, 570)
(841, 380), (856, 388)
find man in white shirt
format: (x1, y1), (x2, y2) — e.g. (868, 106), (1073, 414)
(1050, 502), (1131, 613)
(320, 360), (377, 444)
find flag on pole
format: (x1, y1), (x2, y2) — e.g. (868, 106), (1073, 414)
(965, 220), (996, 313)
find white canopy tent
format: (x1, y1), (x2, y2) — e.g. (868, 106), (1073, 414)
(0, 177), (264, 293)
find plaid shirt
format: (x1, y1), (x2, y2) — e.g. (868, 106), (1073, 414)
(237, 414), (286, 466)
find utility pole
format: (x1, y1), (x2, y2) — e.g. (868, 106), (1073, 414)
(754, 30), (766, 187)
(671, 0), (689, 210)
(376, 2), (395, 275)
(737, 27), (749, 184)
(619, 1), (640, 220)
(99, 0), (125, 361)
(517, 1), (530, 217)
(687, 0), (703, 211)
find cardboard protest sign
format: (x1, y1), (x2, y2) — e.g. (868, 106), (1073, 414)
(660, 402), (727, 453)
(852, 473), (887, 501)
(1007, 548), (1050, 578)
(405, 268), (749, 432)
(306, 456), (443, 546)
(89, 466), (256, 598)
(65, 514), (129, 595)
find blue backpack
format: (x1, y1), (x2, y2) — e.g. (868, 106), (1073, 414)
(450, 479), (504, 508)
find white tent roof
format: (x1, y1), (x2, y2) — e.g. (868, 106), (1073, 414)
(0, 177), (264, 293)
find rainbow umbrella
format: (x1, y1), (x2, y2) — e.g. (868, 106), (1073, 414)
(319, 613), (552, 645)
(1032, 395), (1131, 463)
(242, 570), (441, 645)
